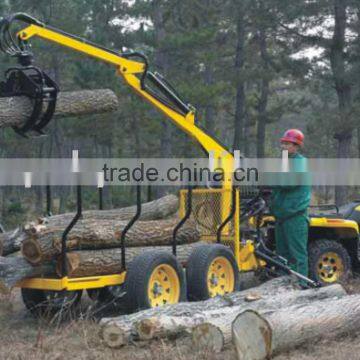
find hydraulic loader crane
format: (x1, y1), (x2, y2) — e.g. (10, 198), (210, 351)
(0, 13), (357, 315)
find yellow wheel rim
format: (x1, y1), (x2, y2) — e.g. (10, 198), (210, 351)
(207, 256), (235, 297)
(317, 252), (344, 283)
(148, 264), (180, 307)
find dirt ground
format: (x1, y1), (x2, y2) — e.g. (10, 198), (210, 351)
(2, 278), (360, 360)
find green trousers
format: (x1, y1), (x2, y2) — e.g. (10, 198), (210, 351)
(275, 215), (309, 278)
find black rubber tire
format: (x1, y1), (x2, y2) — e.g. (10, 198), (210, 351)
(186, 244), (239, 301)
(21, 288), (82, 317)
(308, 239), (352, 285)
(123, 251), (186, 313)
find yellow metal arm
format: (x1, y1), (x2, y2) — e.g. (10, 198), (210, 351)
(16, 19), (234, 237)
(18, 23), (233, 164)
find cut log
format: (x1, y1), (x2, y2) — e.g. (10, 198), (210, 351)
(0, 255), (54, 293)
(100, 277), (297, 348)
(38, 194), (179, 227)
(232, 293), (360, 360)
(0, 89), (118, 128)
(132, 284), (345, 351)
(0, 243), (202, 293)
(0, 228), (28, 256)
(22, 216), (199, 265)
(0, 194), (178, 257)
(102, 323), (132, 349)
(56, 242), (204, 277)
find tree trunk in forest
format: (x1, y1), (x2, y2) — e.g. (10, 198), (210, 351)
(0, 89), (118, 129)
(232, 293), (360, 360)
(256, 21), (270, 158)
(56, 242), (204, 277)
(233, 2), (246, 153)
(153, 0), (172, 198)
(204, 64), (215, 135)
(330, 0), (353, 206)
(21, 217), (199, 264)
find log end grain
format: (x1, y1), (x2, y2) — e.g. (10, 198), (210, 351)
(191, 323), (224, 354)
(232, 310), (272, 360)
(135, 317), (160, 340)
(21, 239), (43, 265)
(101, 323), (130, 348)
(56, 253), (80, 277)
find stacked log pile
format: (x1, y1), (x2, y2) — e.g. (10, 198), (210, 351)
(0, 194), (201, 291)
(99, 277), (360, 360)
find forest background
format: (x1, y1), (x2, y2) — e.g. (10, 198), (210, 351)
(0, 0), (359, 228)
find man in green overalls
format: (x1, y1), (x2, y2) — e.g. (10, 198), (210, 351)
(270, 129), (311, 284)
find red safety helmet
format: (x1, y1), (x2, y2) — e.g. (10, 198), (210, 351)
(280, 129), (304, 146)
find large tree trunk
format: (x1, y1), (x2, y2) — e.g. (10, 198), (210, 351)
(0, 194), (178, 256)
(0, 255), (54, 293)
(330, 0), (352, 206)
(256, 17), (270, 158)
(56, 242), (204, 277)
(0, 89), (118, 128)
(232, 293), (360, 360)
(135, 284), (345, 352)
(233, 1), (246, 153)
(100, 277), (299, 348)
(153, 0), (172, 198)
(21, 217), (199, 264)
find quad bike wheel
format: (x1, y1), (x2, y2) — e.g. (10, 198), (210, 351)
(123, 251), (185, 313)
(186, 244), (239, 301)
(308, 239), (351, 285)
(21, 288), (82, 317)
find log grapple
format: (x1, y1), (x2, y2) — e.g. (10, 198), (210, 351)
(0, 13), (58, 137)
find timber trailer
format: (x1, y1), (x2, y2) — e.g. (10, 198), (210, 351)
(0, 13), (359, 316)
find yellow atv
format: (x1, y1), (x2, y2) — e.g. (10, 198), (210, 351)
(249, 202), (359, 285)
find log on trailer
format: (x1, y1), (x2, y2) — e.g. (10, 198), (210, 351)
(56, 242), (204, 277)
(0, 194), (178, 257)
(232, 293), (360, 360)
(0, 243), (202, 293)
(100, 277), (305, 348)
(38, 194), (179, 227)
(21, 217), (200, 265)
(0, 228), (28, 256)
(0, 255), (54, 293)
(0, 89), (118, 128)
